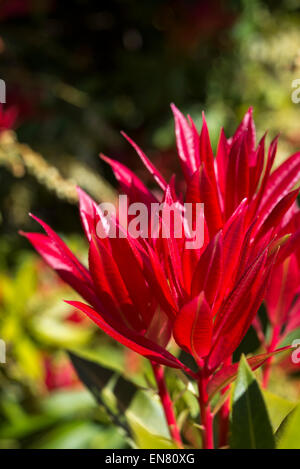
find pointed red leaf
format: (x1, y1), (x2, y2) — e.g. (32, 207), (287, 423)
(207, 346), (292, 399)
(89, 233), (146, 331)
(216, 127), (228, 203)
(200, 113), (215, 180)
(142, 242), (178, 318)
(121, 131), (167, 190)
(173, 292), (213, 362)
(258, 151), (300, 222)
(20, 231), (100, 309)
(187, 165), (223, 237)
(67, 301), (185, 369)
(110, 236), (155, 327)
(208, 248), (271, 371)
(28, 214), (91, 284)
(255, 189), (300, 240)
(101, 153), (156, 206)
(249, 133), (266, 197)
(171, 103), (199, 179)
(77, 187), (111, 244)
(191, 232), (223, 306)
(265, 254), (300, 327)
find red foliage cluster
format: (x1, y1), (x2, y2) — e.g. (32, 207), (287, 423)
(23, 106), (300, 380)
(22, 105), (300, 446)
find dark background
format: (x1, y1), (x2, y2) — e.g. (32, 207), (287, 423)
(1, 0), (300, 246)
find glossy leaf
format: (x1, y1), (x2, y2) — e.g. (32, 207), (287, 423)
(263, 391), (296, 433)
(277, 404), (300, 449)
(230, 355), (275, 449)
(68, 351), (139, 413)
(173, 292), (212, 362)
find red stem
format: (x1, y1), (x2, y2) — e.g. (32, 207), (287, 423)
(198, 369), (214, 449)
(151, 362), (183, 448)
(262, 325), (280, 389)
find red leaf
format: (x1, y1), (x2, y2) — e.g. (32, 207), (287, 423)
(285, 296), (300, 336)
(236, 135), (250, 203)
(255, 189), (300, 240)
(101, 153), (156, 206)
(207, 347), (292, 399)
(173, 292), (213, 362)
(225, 134), (243, 218)
(89, 233), (145, 331)
(67, 301), (185, 369)
(171, 103), (199, 179)
(276, 228), (300, 264)
(249, 134), (266, 198)
(265, 254), (300, 327)
(191, 232), (223, 306)
(230, 107), (256, 151)
(142, 242), (178, 318)
(109, 235), (155, 328)
(159, 186), (185, 299)
(259, 151), (300, 222)
(187, 165), (223, 237)
(121, 131), (167, 191)
(29, 214), (91, 283)
(208, 248), (270, 371)
(216, 127), (228, 203)
(214, 200), (247, 307)
(200, 112), (216, 187)
(77, 187), (111, 244)
(20, 231), (100, 310)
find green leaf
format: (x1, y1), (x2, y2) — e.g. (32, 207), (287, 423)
(29, 421), (100, 449)
(68, 351), (176, 449)
(69, 351), (115, 399)
(68, 351), (139, 413)
(89, 426), (128, 449)
(230, 355), (275, 449)
(41, 389), (96, 418)
(128, 416), (177, 449)
(31, 315), (92, 348)
(68, 350), (140, 444)
(277, 404), (300, 449)
(126, 390), (177, 449)
(127, 390), (170, 440)
(263, 390), (296, 433)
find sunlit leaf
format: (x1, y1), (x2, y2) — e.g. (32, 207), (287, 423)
(127, 416), (177, 449)
(263, 390), (296, 433)
(230, 355), (275, 449)
(277, 404), (300, 449)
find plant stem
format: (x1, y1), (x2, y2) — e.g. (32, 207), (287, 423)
(198, 370), (214, 449)
(262, 325), (280, 389)
(151, 362), (183, 448)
